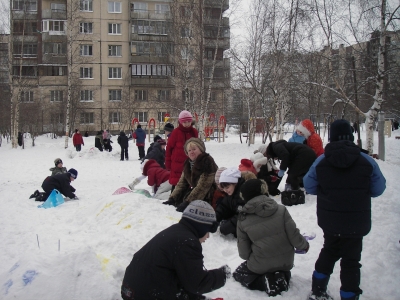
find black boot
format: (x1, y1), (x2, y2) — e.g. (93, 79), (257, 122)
(29, 190), (40, 199)
(309, 271), (333, 300)
(35, 193), (46, 202)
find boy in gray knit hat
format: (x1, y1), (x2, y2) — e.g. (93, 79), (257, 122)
(121, 200), (230, 300)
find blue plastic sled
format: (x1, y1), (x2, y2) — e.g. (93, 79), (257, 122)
(37, 189), (65, 209)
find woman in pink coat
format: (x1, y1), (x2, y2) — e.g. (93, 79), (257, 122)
(165, 110), (198, 187)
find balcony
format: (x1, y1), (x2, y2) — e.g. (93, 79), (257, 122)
(130, 55), (172, 64)
(11, 10), (37, 20)
(131, 10), (171, 20)
(42, 54), (67, 64)
(42, 9), (67, 20)
(204, 0), (229, 11)
(204, 17), (229, 27)
(204, 38), (230, 50)
(130, 77), (174, 88)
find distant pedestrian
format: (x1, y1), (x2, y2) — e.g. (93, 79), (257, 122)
(72, 129), (84, 152)
(133, 124), (146, 160)
(84, 131), (89, 137)
(95, 130), (104, 152)
(118, 131), (129, 161)
(17, 132), (23, 147)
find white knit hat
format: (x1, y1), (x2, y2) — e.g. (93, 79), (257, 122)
(219, 167), (241, 184)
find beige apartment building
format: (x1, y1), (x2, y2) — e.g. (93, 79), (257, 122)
(10, 0), (231, 134)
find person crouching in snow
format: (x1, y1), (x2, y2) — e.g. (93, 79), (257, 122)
(216, 167), (257, 238)
(163, 138), (218, 212)
(121, 200), (230, 300)
(233, 179), (309, 297)
(142, 139), (166, 168)
(252, 152), (282, 196)
(128, 159), (172, 200)
(30, 168), (78, 201)
(50, 158), (67, 176)
(146, 135), (162, 155)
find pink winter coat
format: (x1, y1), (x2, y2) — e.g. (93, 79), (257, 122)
(165, 123), (198, 185)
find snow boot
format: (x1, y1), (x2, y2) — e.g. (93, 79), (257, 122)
(35, 193), (46, 202)
(274, 271), (289, 293)
(340, 290), (360, 300)
(309, 271), (333, 300)
(29, 190), (40, 199)
(265, 272), (289, 297)
(281, 189), (305, 206)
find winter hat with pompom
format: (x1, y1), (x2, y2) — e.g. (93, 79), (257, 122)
(330, 119), (354, 142)
(179, 110), (193, 123)
(296, 119), (315, 139)
(240, 179), (269, 202)
(238, 159), (257, 175)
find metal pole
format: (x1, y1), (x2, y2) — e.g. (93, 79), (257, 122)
(378, 111), (385, 161)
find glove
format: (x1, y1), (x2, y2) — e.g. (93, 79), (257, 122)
(176, 201), (189, 212)
(162, 197), (175, 206)
(295, 244), (309, 254)
(278, 170), (285, 178)
(219, 265), (231, 279)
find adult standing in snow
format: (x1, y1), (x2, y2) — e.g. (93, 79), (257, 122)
(296, 119), (324, 157)
(133, 124), (146, 160)
(121, 200), (230, 300)
(72, 129), (84, 152)
(304, 119), (386, 300)
(117, 131), (129, 161)
(165, 110), (198, 189)
(266, 140), (316, 191)
(163, 138), (218, 212)
(94, 130), (104, 152)
(50, 158), (67, 176)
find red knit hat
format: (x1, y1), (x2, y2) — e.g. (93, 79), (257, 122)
(238, 159), (257, 175)
(179, 110), (193, 123)
(297, 119), (315, 138)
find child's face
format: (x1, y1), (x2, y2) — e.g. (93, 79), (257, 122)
(222, 183), (236, 195)
(181, 121), (192, 128)
(296, 130), (304, 136)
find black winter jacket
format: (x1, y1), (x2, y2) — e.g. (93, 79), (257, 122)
(143, 142), (165, 168)
(122, 219), (226, 300)
(41, 173), (75, 199)
(215, 177), (246, 222)
(117, 132), (129, 148)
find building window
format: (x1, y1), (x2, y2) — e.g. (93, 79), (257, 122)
(181, 27), (191, 38)
(80, 45), (93, 56)
(13, 44), (37, 57)
(20, 91), (34, 102)
(80, 0), (93, 12)
(79, 22), (93, 34)
(131, 64), (174, 76)
(109, 112), (121, 123)
(155, 4), (169, 14)
(50, 90), (63, 102)
(108, 1), (121, 13)
(109, 89), (122, 101)
(80, 90), (93, 101)
(80, 67), (93, 79)
(41, 66), (66, 76)
(108, 45), (122, 57)
(13, 21), (37, 34)
(13, 66), (37, 77)
(80, 112), (94, 124)
(131, 2), (147, 12)
(135, 112), (148, 122)
(135, 90), (147, 101)
(158, 112), (167, 122)
(42, 20), (65, 34)
(13, 0), (37, 11)
(108, 67), (122, 79)
(132, 20), (168, 35)
(44, 43), (65, 54)
(131, 42), (171, 56)
(50, 3), (66, 12)
(158, 90), (170, 101)
(108, 23), (121, 34)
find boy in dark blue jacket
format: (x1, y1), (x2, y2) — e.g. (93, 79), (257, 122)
(304, 119), (386, 300)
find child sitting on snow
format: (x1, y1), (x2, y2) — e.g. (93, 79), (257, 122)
(128, 159), (172, 200)
(233, 179), (309, 296)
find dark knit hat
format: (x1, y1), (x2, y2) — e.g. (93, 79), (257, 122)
(164, 123), (175, 132)
(240, 179), (268, 202)
(153, 135), (162, 143)
(330, 119), (354, 142)
(68, 168), (78, 179)
(184, 138), (206, 154)
(137, 124), (141, 128)
(54, 158), (63, 166)
(182, 200), (218, 237)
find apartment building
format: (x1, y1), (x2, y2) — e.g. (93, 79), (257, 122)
(10, 0), (231, 134)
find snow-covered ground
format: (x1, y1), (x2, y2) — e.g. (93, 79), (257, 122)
(0, 128), (399, 300)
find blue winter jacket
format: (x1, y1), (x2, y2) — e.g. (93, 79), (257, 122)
(303, 140), (386, 237)
(134, 128), (146, 146)
(288, 131), (306, 144)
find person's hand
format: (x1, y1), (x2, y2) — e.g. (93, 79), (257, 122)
(162, 198), (175, 205)
(176, 201), (189, 212)
(219, 265), (231, 279)
(278, 170), (285, 178)
(295, 244), (309, 254)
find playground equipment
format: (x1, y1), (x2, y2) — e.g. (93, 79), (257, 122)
(147, 118), (156, 142)
(203, 114), (226, 143)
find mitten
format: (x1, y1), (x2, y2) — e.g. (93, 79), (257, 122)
(219, 265), (231, 279)
(278, 170), (285, 178)
(162, 197), (175, 205)
(295, 244), (309, 254)
(176, 201), (189, 212)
